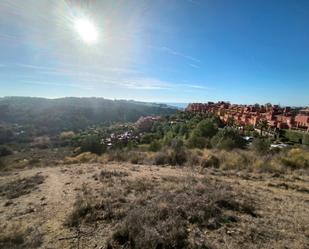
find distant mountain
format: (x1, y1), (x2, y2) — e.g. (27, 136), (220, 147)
(0, 97), (177, 134)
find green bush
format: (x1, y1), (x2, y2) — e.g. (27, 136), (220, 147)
(80, 135), (106, 155)
(211, 128), (246, 150)
(149, 140), (162, 152)
(187, 120), (217, 149)
(195, 119), (218, 138)
(251, 138), (270, 155)
(187, 134), (209, 149)
(281, 130), (309, 145)
(0, 127), (14, 144)
(153, 152), (169, 165)
(0, 146), (13, 157)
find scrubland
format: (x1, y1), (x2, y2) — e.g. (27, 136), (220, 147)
(0, 147), (308, 249)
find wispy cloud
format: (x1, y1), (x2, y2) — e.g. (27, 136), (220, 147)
(189, 63), (200, 69)
(14, 63), (209, 92)
(160, 46), (201, 64)
(186, 0), (201, 5)
(179, 84), (208, 90)
(22, 80), (94, 91)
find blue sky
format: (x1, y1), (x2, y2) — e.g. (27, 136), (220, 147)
(0, 0), (308, 106)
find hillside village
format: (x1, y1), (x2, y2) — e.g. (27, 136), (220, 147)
(187, 102), (309, 132)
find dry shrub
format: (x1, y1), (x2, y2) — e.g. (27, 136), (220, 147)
(66, 174), (257, 249)
(152, 148), (187, 166)
(31, 136), (51, 149)
(201, 154), (220, 168)
(217, 150), (251, 170)
(0, 223), (42, 249)
(98, 170), (129, 180)
(127, 151), (145, 164)
(251, 155), (284, 173)
(59, 131), (75, 140)
(153, 151), (170, 165)
(281, 148), (309, 170)
(65, 184), (129, 228)
(64, 152), (98, 164)
(105, 177), (256, 249)
(185, 150), (201, 167)
(0, 174), (45, 199)
(106, 150), (128, 162)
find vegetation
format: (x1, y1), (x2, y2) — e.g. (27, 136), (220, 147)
(250, 138), (270, 155)
(281, 129), (309, 145)
(0, 145), (13, 157)
(211, 127), (246, 150)
(65, 175), (256, 249)
(80, 135), (106, 155)
(0, 97), (176, 135)
(0, 174), (45, 199)
(0, 223), (42, 249)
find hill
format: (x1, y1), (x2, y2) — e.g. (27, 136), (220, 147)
(0, 97), (176, 134)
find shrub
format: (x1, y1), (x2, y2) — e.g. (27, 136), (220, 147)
(99, 170), (129, 180)
(107, 150), (127, 162)
(218, 150), (250, 170)
(153, 152), (169, 165)
(168, 139), (187, 166)
(148, 140), (162, 152)
(211, 128), (246, 150)
(168, 148), (187, 166)
(0, 127), (14, 144)
(195, 119), (218, 138)
(0, 159), (4, 169)
(0, 224), (42, 249)
(281, 148), (309, 170)
(106, 176), (256, 249)
(80, 135), (106, 155)
(186, 150), (201, 167)
(187, 120), (217, 149)
(251, 138), (270, 155)
(65, 185), (96, 227)
(281, 130), (309, 145)
(187, 134), (209, 149)
(201, 155), (220, 168)
(64, 152), (98, 164)
(0, 174), (45, 199)
(0, 146), (13, 157)
(128, 151), (144, 164)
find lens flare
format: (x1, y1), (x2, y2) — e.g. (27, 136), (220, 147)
(73, 18), (98, 44)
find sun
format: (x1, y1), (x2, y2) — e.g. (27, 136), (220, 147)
(73, 18), (98, 44)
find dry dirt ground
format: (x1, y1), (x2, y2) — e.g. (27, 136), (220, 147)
(0, 162), (308, 249)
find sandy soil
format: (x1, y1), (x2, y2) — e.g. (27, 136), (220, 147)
(0, 163), (308, 249)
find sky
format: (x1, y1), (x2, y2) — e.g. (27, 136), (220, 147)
(0, 0), (308, 106)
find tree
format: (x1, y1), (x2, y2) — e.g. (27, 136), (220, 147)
(211, 127), (246, 150)
(80, 135), (106, 155)
(195, 120), (218, 138)
(251, 138), (270, 155)
(258, 119), (268, 136)
(187, 119), (218, 149)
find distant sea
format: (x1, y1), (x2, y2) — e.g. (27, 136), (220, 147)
(163, 103), (188, 110)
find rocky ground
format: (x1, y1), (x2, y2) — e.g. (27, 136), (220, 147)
(0, 162), (308, 249)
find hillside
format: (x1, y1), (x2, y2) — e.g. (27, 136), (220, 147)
(0, 97), (176, 134)
(0, 162), (308, 249)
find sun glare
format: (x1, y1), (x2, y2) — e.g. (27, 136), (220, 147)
(74, 18), (98, 44)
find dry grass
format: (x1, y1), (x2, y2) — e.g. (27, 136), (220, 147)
(0, 174), (45, 199)
(64, 152), (98, 164)
(65, 174), (258, 249)
(0, 223), (42, 249)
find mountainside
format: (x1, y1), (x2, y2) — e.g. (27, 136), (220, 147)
(0, 97), (176, 134)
